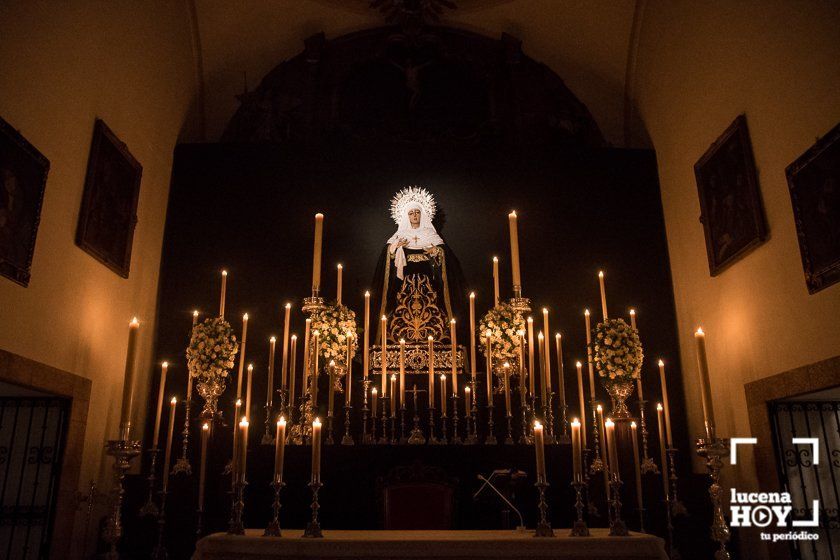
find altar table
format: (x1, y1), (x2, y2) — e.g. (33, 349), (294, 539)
(194, 529), (668, 560)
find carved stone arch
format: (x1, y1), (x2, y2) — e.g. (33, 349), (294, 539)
(222, 26), (604, 147)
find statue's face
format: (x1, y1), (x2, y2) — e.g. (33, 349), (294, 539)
(408, 208), (421, 226)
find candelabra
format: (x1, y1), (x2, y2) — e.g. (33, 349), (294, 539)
(103, 439), (142, 560)
(302, 292), (325, 314)
(341, 404), (354, 445)
(172, 398), (193, 476)
(557, 402), (571, 444)
(262, 402), (276, 446)
(697, 437), (731, 560)
(570, 479), (590, 537)
(399, 405), (408, 444)
(637, 399), (658, 474)
(450, 394), (461, 444)
(533, 481), (554, 537)
(667, 447), (688, 515)
(361, 379), (371, 444)
(139, 447), (160, 516)
(428, 405), (441, 444)
(588, 400), (605, 473)
(504, 413), (514, 445)
(150, 487), (169, 560)
(263, 480), (286, 537)
(485, 403), (497, 445)
(408, 386), (426, 444)
(379, 398), (390, 444)
(302, 481), (324, 538)
(228, 477), (247, 535)
(607, 475), (629, 536)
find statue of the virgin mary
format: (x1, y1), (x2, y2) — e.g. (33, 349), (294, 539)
(372, 187), (464, 344)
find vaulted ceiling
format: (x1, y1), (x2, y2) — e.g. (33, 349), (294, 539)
(191, 0), (640, 145)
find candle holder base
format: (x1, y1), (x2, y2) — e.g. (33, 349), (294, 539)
(485, 405), (497, 445)
(696, 437), (731, 560)
(227, 479), (247, 536)
(302, 481), (324, 538)
(399, 407), (408, 444)
(302, 296), (325, 314)
(509, 295), (532, 315)
(342, 405), (355, 446)
(171, 457), (192, 476)
(533, 481), (554, 537)
(263, 480), (285, 537)
(640, 456), (659, 475)
(326, 414), (335, 445)
(570, 480), (590, 537)
(504, 415), (514, 445)
(103, 439), (142, 560)
(608, 477), (629, 537)
(139, 447), (160, 517)
(408, 426), (426, 445)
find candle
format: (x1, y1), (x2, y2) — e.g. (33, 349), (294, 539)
(527, 317), (535, 396)
(629, 309), (637, 331)
(694, 328), (717, 440)
(239, 417), (249, 483)
(502, 362), (511, 415)
(464, 385), (471, 417)
(267, 337), (276, 406)
(450, 319), (458, 395)
(469, 293), (477, 383)
(391, 375), (397, 416)
(555, 333), (566, 410)
(492, 257), (500, 306)
(518, 331), (527, 408)
(440, 374), (447, 416)
(656, 403), (669, 497)
(198, 422), (209, 511)
(162, 397), (177, 492)
(345, 334), (353, 404)
(232, 399), (241, 478)
(311, 418), (322, 483)
(630, 310), (643, 399)
(597, 404), (608, 471)
(598, 270), (608, 320)
(399, 339), (406, 406)
(605, 419), (619, 480)
(302, 319), (311, 399)
(571, 418), (582, 482)
(428, 336), (435, 408)
(630, 421), (643, 514)
(219, 270), (227, 318)
(289, 335), (298, 411)
(336, 264), (343, 305)
(584, 310), (595, 400)
(275, 417), (286, 484)
(575, 361), (587, 448)
(538, 332), (546, 404)
(381, 315), (388, 395)
(236, 313), (249, 400)
(658, 359), (673, 446)
(311, 332), (320, 407)
(533, 421), (546, 483)
(312, 213), (324, 293)
(192, 309), (199, 326)
(281, 303), (291, 390)
(371, 388), (378, 417)
(363, 291), (370, 379)
(245, 363), (254, 419)
(152, 362), (168, 448)
(119, 318), (139, 439)
(542, 308), (551, 394)
(484, 331), (492, 403)
(508, 211), (521, 290)
(327, 361), (336, 419)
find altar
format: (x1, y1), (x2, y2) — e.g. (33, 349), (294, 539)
(193, 529), (668, 560)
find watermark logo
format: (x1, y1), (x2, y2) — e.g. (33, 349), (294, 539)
(729, 437), (820, 543)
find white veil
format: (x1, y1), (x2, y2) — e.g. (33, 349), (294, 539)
(387, 202), (444, 279)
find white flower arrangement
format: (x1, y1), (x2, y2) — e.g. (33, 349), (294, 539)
(478, 302), (526, 365)
(186, 317), (239, 381)
(592, 318), (643, 383)
(310, 303), (358, 369)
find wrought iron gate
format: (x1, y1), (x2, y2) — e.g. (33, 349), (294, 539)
(0, 397), (69, 560)
(769, 400), (840, 560)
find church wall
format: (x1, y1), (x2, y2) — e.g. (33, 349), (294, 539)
(0, 2), (195, 555)
(633, 0), (840, 494)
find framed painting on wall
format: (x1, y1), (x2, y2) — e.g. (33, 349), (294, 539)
(786, 122), (840, 294)
(0, 115), (50, 287)
(76, 119), (142, 278)
(694, 114), (767, 276)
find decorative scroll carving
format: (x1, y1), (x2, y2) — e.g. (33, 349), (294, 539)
(371, 343), (465, 376)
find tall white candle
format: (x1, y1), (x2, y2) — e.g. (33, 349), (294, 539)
(312, 213), (324, 293)
(281, 303), (291, 390)
(575, 361), (587, 448)
(538, 332), (546, 404)
(571, 418), (582, 482)
(363, 292), (370, 379)
(484, 331), (493, 403)
(527, 317), (535, 396)
(266, 337), (276, 406)
(555, 333), (565, 409)
(428, 336), (436, 408)
(336, 264), (343, 306)
(289, 335), (298, 411)
(631, 421), (643, 514)
(152, 361), (168, 448)
(219, 270), (227, 318)
(657, 404), (669, 497)
(236, 313), (249, 400)
(492, 257), (500, 306)
(605, 419), (619, 480)
(239, 418), (249, 483)
(162, 397), (177, 492)
(694, 328), (717, 440)
(440, 374), (447, 416)
(508, 211), (521, 290)
(302, 319), (311, 399)
(274, 417), (286, 484)
(658, 359), (672, 446)
(245, 363), (254, 419)
(630, 310), (643, 399)
(311, 332), (320, 407)
(381, 315), (388, 395)
(345, 334), (353, 403)
(533, 421), (546, 483)
(584, 309), (595, 400)
(399, 339), (406, 406)
(598, 270), (608, 320)
(469, 293), (477, 383)
(119, 318), (140, 440)
(198, 422), (209, 512)
(542, 309), (551, 393)
(311, 418), (322, 483)
(450, 319), (458, 395)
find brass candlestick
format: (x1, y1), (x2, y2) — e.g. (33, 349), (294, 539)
(262, 402), (276, 446)
(399, 405), (408, 444)
(570, 479), (590, 537)
(637, 399), (658, 474)
(378, 398), (390, 444)
(588, 400), (605, 473)
(534, 481), (554, 537)
(465, 380), (478, 445)
(150, 487), (169, 560)
(341, 404), (354, 445)
(428, 405), (441, 444)
(450, 394), (461, 444)
(440, 409), (449, 444)
(361, 379), (371, 444)
(139, 447), (160, 516)
(504, 413), (514, 445)
(103, 439), (142, 560)
(301, 292), (325, 314)
(485, 403), (497, 445)
(545, 393), (556, 444)
(172, 397), (193, 476)
(390, 412), (398, 445)
(697, 437), (731, 560)
(518, 395), (533, 445)
(302, 481), (324, 538)
(228, 478), (247, 535)
(607, 474), (629, 536)
(408, 386), (426, 444)
(326, 411), (335, 445)
(263, 480), (286, 537)
(557, 402), (571, 444)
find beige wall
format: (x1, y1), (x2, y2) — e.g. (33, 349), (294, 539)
(633, 0), (840, 489)
(0, 1), (196, 555)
